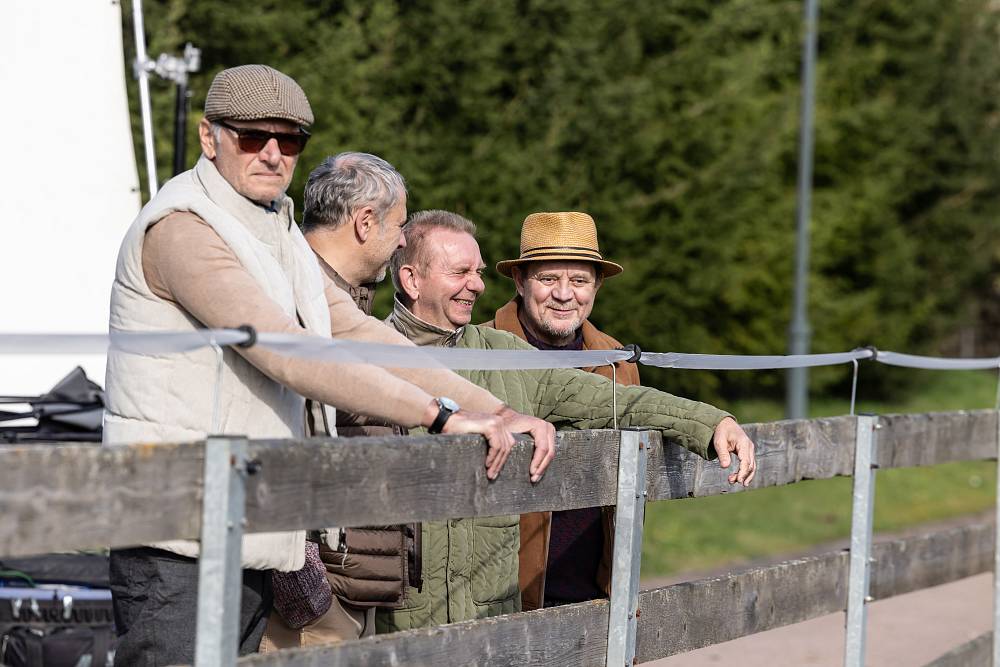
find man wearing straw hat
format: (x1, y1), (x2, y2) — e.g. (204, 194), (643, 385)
(486, 211), (658, 609)
(104, 65), (554, 664)
(368, 210), (755, 631)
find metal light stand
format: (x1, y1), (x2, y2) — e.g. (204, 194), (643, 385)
(158, 44), (201, 175)
(130, 0), (159, 197)
(132, 0), (201, 188)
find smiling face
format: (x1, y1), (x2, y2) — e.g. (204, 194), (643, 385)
(513, 260), (602, 346)
(406, 229), (486, 330)
(199, 117), (301, 205)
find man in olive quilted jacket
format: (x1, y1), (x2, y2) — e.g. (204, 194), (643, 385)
(369, 210), (756, 631)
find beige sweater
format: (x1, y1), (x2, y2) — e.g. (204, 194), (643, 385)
(141, 214), (503, 426)
(106, 156), (503, 572)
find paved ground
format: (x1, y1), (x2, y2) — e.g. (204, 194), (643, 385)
(646, 572), (991, 666)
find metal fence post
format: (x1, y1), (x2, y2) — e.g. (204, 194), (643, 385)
(844, 415), (878, 667)
(606, 429), (650, 667)
(993, 407), (1000, 667)
(194, 436), (249, 667)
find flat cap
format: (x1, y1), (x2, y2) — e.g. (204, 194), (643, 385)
(204, 64), (314, 127)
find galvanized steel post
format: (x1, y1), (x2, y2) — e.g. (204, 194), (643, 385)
(844, 415), (878, 667)
(993, 406), (1000, 667)
(194, 436), (249, 667)
(786, 0), (821, 419)
(606, 429), (650, 667)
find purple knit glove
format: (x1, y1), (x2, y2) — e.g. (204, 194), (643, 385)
(271, 541), (333, 629)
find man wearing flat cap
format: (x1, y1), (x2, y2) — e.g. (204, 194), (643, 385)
(105, 64), (554, 664)
(486, 211), (752, 610)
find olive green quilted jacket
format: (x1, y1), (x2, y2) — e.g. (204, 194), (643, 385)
(376, 311), (728, 632)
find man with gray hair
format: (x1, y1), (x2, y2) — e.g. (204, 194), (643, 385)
(105, 65), (554, 664)
(302, 152), (409, 312)
(264, 155), (410, 649)
(279, 155), (560, 649)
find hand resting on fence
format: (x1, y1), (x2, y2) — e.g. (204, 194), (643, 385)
(712, 417), (757, 486)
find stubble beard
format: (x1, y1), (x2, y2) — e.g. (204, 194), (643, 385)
(536, 309), (582, 345)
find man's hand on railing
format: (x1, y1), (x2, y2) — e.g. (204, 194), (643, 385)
(712, 417), (757, 487)
(437, 409), (516, 481)
(494, 405), (556, 484)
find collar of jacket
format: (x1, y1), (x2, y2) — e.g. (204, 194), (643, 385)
(192, 155), (295, 240)
(492, 296), (617, 354)
(313, 252), (378, 316)
(386, 295), (464, 347)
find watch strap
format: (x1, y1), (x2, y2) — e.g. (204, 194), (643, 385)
(428, 399), (457, 434)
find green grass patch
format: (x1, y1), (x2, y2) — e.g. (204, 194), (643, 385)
(641, 370), (999, 578)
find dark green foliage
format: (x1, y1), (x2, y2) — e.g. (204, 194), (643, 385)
(121, 0), (1000, 403)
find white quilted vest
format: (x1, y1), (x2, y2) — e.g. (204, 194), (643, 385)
(104, 156), (335, 571)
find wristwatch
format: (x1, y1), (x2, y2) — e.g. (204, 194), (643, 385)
(428, 396), (460, 434)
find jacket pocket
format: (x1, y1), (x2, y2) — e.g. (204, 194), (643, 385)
(471, 515), (520, 605)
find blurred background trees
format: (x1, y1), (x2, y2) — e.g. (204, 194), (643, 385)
(122, 0), (1000, 404)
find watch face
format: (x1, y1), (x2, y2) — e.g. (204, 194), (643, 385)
(439, 396), (460, 412)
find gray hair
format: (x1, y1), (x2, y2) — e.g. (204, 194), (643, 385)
(301, 152), (407, 233)
(390, 210), (477, 301)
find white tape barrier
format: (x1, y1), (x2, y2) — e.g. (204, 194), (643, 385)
(641, 349), (874, 370)
(1, 331), (998, 373)
(257, 333), (628, 370)
(0, 331), (248, 355)
(0, 331), (628, 371)
(874, 351), (1000, 371)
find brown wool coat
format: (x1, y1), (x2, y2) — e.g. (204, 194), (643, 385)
(483, 298), (640, 611)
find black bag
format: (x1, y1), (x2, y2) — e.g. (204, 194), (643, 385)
(1, 625), (114, 666)
(0, 553), (116, 665)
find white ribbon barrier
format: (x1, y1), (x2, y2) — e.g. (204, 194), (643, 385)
(256, 332), (630, 370)
(873, 351), (1000, 371)
(0, 331), (249, 355)
(640, 349), (874, 370)
(1, 331), (999, 372)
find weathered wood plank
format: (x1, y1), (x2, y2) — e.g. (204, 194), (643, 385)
(869, 521), (994, 599)
(0, 442), (204, 558)
(244, 430), (621, 531)
(634, 522), (993, 661)
(233, 522), (993, 667)
(647, 416), (857, 501)
(2, 411), (996, 554)
(876, 410), (997, 469)
(923, 631), (991, 667)
(635, 550), (850, 660)
(240, 601), (609, 667)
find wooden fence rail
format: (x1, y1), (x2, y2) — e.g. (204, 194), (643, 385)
(2, 411), (995, 559)
(1, 410), (997, 665)
(237, 522), (993, 666)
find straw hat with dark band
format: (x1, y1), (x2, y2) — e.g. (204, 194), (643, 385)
(496, 211), (623, 278)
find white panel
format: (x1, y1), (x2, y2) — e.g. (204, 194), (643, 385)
(0, 0), (141, 395)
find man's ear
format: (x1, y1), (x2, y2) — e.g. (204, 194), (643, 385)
(399, 265), (420, 302)
(354, 206), (376, 242)
(198, 118), (216, 159)
(511, 266), (526, 298)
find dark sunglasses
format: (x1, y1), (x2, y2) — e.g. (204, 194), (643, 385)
(216, 120), (311, 156)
